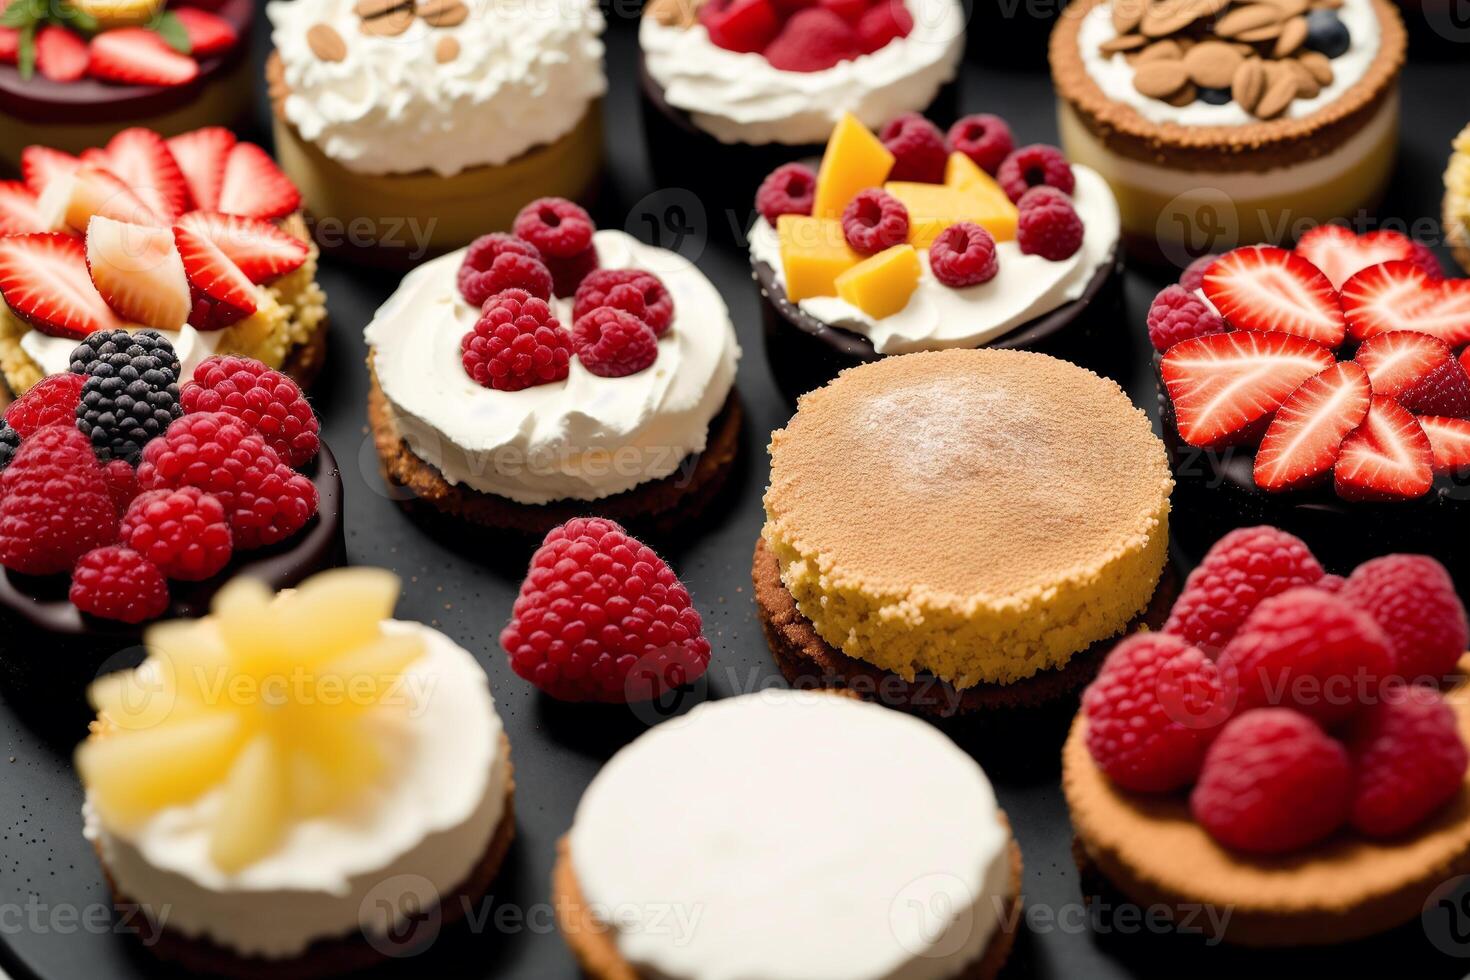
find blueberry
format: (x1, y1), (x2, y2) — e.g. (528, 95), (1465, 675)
(1198, 86), (1232, 105)
(1305, 9), (1351, 59)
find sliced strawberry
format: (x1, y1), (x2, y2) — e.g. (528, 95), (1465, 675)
(1161, 330), (1337, 449)
(1461, 347), (1470, 379)
(1202, 245), (1347, 349)
(1294, 225), (1413, 290)
(1334, 397), (1434, 501)
(173, 222), (258, 330)
(217, 143), (301, 221)
(0, 233), (124, 339)
(21, 146), (81, 199)
(0, 27), (18, 65)
(96, 128), (192, 222)
(1341, 260), (1470, 347)
(172, 7), (238, 57)
(174, 211), (308, 284)
(1418, 416), (1470, 476)
(35, 26), (89, 83)
(166, 127), (235, 211)
(88, 29), (200, 88)
(85, 215), (191, 330)
(36, 165), (164, 233)
(1253, 361), (1372, 492)
(1354, 328), (1470, 419)
(0, 182), (44, 236)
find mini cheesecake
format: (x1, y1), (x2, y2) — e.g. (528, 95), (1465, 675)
(1444, 122), (1470, 276)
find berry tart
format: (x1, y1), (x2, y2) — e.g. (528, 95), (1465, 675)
(0, 338), (343, 690)
(77, 568), (516, 975)
(265, 0), (606, 262)
(757, 348), (1176, 717)
(366, 198), (742, 538)
(555, 690), (1022, 979)
(1151, 230), (1470, 577)
(1444, 121), (1470, 277)
(0, 0), (252, 166)
(0, 125), (328, 395)
(638, 0), (963, 217)
(1067, 526), (1470, 945)
(1050, 0), (1406, 258)
(750, 110), (1123, 399)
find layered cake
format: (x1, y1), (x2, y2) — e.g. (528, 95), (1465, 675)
(77, 568), (515, 975)
(1050, 0), (1406, 257)
(750, 110), (1123, 398)
(555, 690), (1022, 979)
(757, 348), (1175, 716)
(366, 199), (742, 536)
(266, 0), (606, 261)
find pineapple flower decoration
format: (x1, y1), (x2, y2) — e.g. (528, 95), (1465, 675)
(76, 569), (427, 874)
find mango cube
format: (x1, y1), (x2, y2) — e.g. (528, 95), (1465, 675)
(834, 244), (921, 319)
(778, 214), (859, 302)
(885, 180), (1019, 247)
(813, 113), (895, 219)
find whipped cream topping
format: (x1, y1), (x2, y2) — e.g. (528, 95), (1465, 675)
(267, 0), (607, 177)
(21, 323), (222, 383)
(640, 0), (964, 146)
(1077, 0), (1379, 127)
(365, 230), (741, 505)
(749, 165), (1120, 354)
(569, 690), (1013, 980)
(84, 622), (509, 960)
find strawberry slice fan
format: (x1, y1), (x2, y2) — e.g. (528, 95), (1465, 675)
(1153, 229), (1470, 582)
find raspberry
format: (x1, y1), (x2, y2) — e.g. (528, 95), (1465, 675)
(101, 458), (138, 514)
(572, 308), (659, 378)
(1407, 240), (1444, 280)
(929, 222), (998, 288)
(840, 188), (909, 255)
(574, 269), (675, 337)
(543, 247), (600, 299)
(0, 424), (118, 575)
(68, 328), (180, 387)
(1218, 588), (1398, 726)
(1016, 185), (1071, 211)
(764, 7), (861, 72)
(755, 162), (817, 226)
(1190, 708), (1352, 855)
(1016, 195), (1084, 261)
(5, 372), (85, 437)
(1314, 573), (1347, 594)
(500, 518), (712, 702)
(461, 289), (573, 392)
(820, 0), (865, 22)
(947, 113), (1014, 175)
(997, 144), (1075, 203)
(1345, 686), (1468, 837)
(700, 0), (780, 54)
(457, 234), (548, 306)
(137, 412), (318, 551)
(181, 356), (320, 467)
(879, 112), (948, 184)
(1164, 526), (1325, 655)
(69, 546), (169, 624)
(856, 0), (913, 53)
(1082, 633), (1232, 793)
(0, 424), (18, 471)
(512, 197), (595, 259)
(1178, 253), (1221, 292)
(1340, 555), (1469, 682)
(1146, 284), (1227, 353)
(120, 487), (233, 581)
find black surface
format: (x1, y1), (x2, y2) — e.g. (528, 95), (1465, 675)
(4, 5), (1470, 979)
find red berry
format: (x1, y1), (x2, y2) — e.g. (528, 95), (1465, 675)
(69, 546), (169, 624)
(512, 197), (594, 258)
(461, 288), (573, 392)
(1083, 633), (1232, 793)
(543, 246), (600, 299)
(1314, 573), (1347, 594)
(1345, 686), (1468, 837)
(1015, 185), (1071, 211)
(457, 234), (549, 306)
(928, 222), (998, 288)
(879, 112), (948, 184)
(1146, 284), (1227, 353)
(1406, 240), (1444, 280)
(996, 143), (1075, 203)
(181, 355), (320, 467)
(1340, 555), (1469, 682)
(755, 162), (817, 226)
(1016, 195), (1084, 261)
(947, 113), (1014, 175)
(1178, 253), (1221, 292)
(500, 517), (712, 702)
(101, 458), (139, 515)
(572, 308), (659, 378)
(120, 486), (233, 582)
(700, 0), (781, 54)
(856, 0), (913, 53)
(574, 269), (675, 336)
(819, 0), (865, 22)
(764, 7), (861, 72)
(4, 372), (85, 437)
(840, 188), (909, 255)
(0, 424), (118, 576)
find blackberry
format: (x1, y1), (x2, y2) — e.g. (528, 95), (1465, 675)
(0, 423), (19, 471)
(68, 329), (181, 388)
(70, 329), (183, 465)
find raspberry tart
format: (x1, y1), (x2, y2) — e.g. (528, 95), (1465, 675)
(1067, 527), (1470, 945)
(750, 111), (1123, 399)
(756, 348), (1175, 717)
(77, 567), (515, 976)
(1050, 0), (1406, 258)
(555, 690), (1022, 979)
(265, 0), (606, 262)
(365, 198), (742, 537)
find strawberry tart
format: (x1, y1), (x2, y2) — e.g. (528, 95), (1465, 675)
(77, 568), (515, 976)
(749, 110), (1123, 398)
(0, 0), (252, 166)
(365, 198), (742, 537)
(266, 0), (607, 262)
(1050, 0), (1406, 258)
(1067, 526), (1470, 945)
(555, 690), (1022, 979)
(1151, 228), (1470, 576)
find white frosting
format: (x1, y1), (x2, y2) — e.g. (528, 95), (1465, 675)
(83, 622), (509, 960)
(365, 229), (741, 505)
(1078, 0), (1379, 127)
(569, 690), (1013, 980)
(640, 0), (964, 146)
(21, 323), (224, 382)
(749, 165), (1120, 355)
(267, 0), (607, 177)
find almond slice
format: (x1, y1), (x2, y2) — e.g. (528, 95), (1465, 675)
(1101, 33), (1148, 54)
(1134, 59), (1190, 98)
(354, 0), (409, 18)
(1274, 15), (1308, 56)
(417, 0), (468, 26)
(1285, 58), (1320, 98)
(1183, 40), (1243, 89)
(306, 23), (347, 62)
(1112, 0), (1146, 34)
(1136, 39), (1184, 63)
(1216, 3), (1282, 37)
(1254, 71), (1298, 119)
(435, 35), (459, 62)
(1298, 50), (1334, 84)
(1232, 58), (1266, 112)
(360, 5), (413, 35)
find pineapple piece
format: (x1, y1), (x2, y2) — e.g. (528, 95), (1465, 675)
(272, 568), (406, 666)
(813, 113), (896, 219)
(210, 734), (288, 874)
(777, 215), (860, 302)
(834, 245), (923, 319)
(78, 713), (244, 827)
